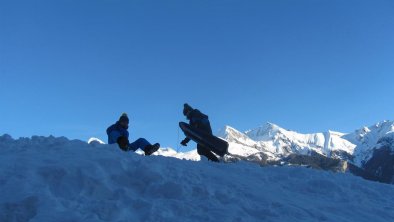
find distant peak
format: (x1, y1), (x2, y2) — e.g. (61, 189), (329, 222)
(354, 120), (394, 134)
(223, 125), (235, 130)
(244, 122), (285, 141)
(219, 125), (244, 136)
(265, 122), (281, 130)
(374, 120), (393, 128)
(255, 122), (283, 133)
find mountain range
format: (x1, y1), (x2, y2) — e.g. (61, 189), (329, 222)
(216, 120), (394, 184)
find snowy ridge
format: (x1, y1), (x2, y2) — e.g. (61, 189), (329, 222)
(343, 120), (394, 165)
(0, 134), (393, 221)
(218, 126), (257, 147)
(217, 126), (277, 159)
(219, 121), (394, 167)
(247, 123), (355, 157)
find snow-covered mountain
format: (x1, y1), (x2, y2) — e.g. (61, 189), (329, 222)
(216, 120), (394, 184)
(343, 120), (394, 165)
(0, 134), (393, 221)
(219, 120), (394, 167)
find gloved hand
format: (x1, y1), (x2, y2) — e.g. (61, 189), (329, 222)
(117, 136), (129, 151)
(180, 139), (188, 146)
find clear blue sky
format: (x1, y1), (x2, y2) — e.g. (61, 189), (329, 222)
(1, 0), (394, 150)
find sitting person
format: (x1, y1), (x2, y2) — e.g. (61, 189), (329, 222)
(106, 113), (160, 155)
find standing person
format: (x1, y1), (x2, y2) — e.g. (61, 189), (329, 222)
(180, 103), (219, 162)
(107, 113), (160, 155)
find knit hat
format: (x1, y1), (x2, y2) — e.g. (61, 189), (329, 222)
(119, 113), (129, 124)
(183, 103), (193, 116)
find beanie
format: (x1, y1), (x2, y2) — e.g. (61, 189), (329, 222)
(183, 103), (193, 116)
(119, 113), (129, 124)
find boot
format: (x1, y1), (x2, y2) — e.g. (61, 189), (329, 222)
(144, 143), (160, 155)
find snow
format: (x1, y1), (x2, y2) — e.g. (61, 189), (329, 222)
(247, 124), (356, 156)
(343, 120), (394, 165)
(88, 137), (105, 145)
(219, 126), (257, 147)
(219, 121), (394, 167)
(0, 134), (393, 222)
(217, 126), (265, 158)
(154, 147), (201, 161)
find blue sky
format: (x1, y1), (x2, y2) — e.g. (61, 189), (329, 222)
(1, 0), (394, 150)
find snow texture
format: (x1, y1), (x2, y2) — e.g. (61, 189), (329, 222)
(0, 134), (393, 222)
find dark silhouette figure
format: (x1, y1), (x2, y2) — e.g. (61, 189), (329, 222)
(181, 104), (219, 162)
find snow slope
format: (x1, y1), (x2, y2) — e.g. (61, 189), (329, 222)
(0, 134), (393, 222)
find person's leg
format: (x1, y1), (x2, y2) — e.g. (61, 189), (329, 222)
(197, 144), (219, 162)
(129, 138), (151, 151)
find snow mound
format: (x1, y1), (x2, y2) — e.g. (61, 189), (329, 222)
(88, 137), (106, 145)
(0, 134), (393, 221)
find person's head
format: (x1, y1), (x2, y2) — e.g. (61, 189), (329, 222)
(118, 113), (129, 129)
(183, 103), (193, 117)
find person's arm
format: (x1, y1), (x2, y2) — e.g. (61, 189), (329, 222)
(108, 130), (121, 144)
(181, 137), (191, 146)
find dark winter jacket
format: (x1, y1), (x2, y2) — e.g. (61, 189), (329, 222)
(106, 122), (129, 144)
(187, 109), (212, 134)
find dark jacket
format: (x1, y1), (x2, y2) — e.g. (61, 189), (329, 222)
(106, 122), (129, 144)
(186, 109), (212, 134)
(182, 109), (212, 145)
